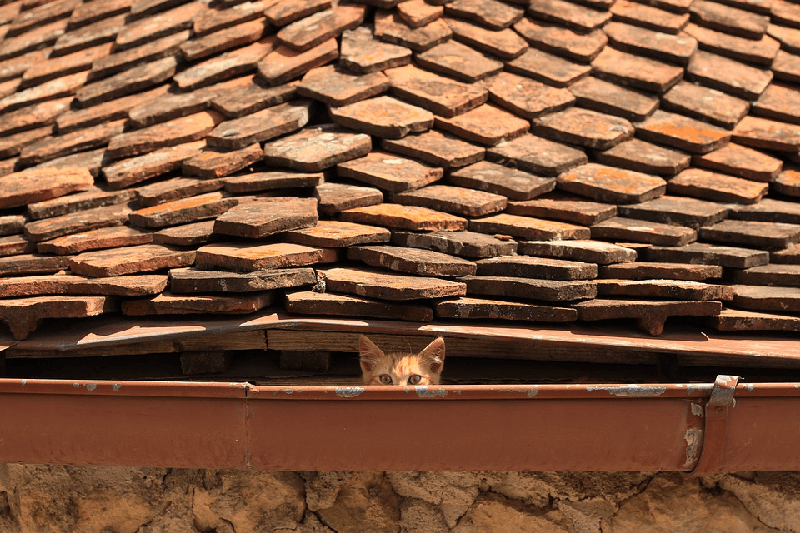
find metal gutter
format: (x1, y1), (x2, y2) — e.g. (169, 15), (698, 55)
(2, 377), (800, 472)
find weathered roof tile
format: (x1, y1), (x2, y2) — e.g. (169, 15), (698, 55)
(476, 255), (597, 280)
(392, 230), (518, 258)
(693, 143), (782, 182)
(590, 217), (698, 246)
(591, 46), (683, 93)
(393, 184), (507, 217)
(114, 1), (204, 51)
(213, 197), (318, 239)
(129, 192), (237, 229)
(619, 196), (729, 228)
(699, 219), (800, 249)
(731, 116), (800, 152)
(298, 66), (388, 107)
(449, 161), (556, 201)
(594, 138), (690, 176)
(684, 22), (780, 65)
(398, 0), (444, 28)
(338, 151), (443, 192)
(574, 299), (722, 335)
(68, 243), (195, 277)
(435, 104), (530, 146)
(315, 182), (384, 215)
(569, 77), (658, 122)
(174, 39), (273, 91)
(445, 17), (527, 59)
(531, 107), (633, 150)
(348, 244), (477, 276)
(558, 163), (667, 204)
(262, 125), (372, 171)
(662, 81), (750, 128)
(506, 47), (592, 87)
(318, 266), (467, 300)
(180, 18), (266, 62)
(206, 101), (310, 149)
(122, 291), (273, 316)
(103, 140), (207, 189)
(507, 194), (617, 225)
(386, 64), (488, 118)
(527, 0), (611, 32)
(519, 240), (637, 264)
(610, 0), (690, 34)
(196, 242), (336, 271)
(341, 203), (468, 231)
(689, 0), (769, 39)
(416, 39), (503, 82)
(287, 290), (433, 321)
(24, 203), (131, 242)
(731, 198), (800, 224)
(382, 130), (485, 168)
(257, 38), (339, 86)
(469, 213), (591, 240)
(330, 95), (435, 138)
(339, 26), (413, 73)
(604, 22), (697, 65)
(668, 168), (768, 203)
(646, 242), (770, 267)
(373, 10), (453, 52)
(224, 170), (323, 194)
(600, 261), (723, 280)
(460, 275), (597, 301)
(38, 226), (152, 255)
(686, 50), (772, 99)
(486, 134), (587, 175)
(436, 296), (577, 322)
(513, 17), (607, 62)
(286, 220), (391, 247)
(183, 143), (264, 178)
(637, 110), (732, 153)
(170, 266), (315, 293)
(265, 0), (333, 26)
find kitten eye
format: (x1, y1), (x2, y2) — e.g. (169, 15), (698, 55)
(379, 375), (393, 385)
(408, 375), (422, 385)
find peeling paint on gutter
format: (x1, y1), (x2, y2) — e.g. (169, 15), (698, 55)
(586, 385), (668, 397)
(335, 386), (364, 397)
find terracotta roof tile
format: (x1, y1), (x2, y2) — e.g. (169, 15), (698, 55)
(506, 47), (592, 87)
(382, 130), (484, 168)
(731, 284), (800, 312)
(557, 163), (667, 204)
(527, 0), (611, 32)
(637, 110), (732, 153)
(435, 296), (577, 322)
(693, 143), (782, 182)
(103, 140), (207, 189)
(594, 138), (690, 176)
(416, 39), (503, 82)
(486, 133), (587, 175)
(0, 167), (92, 210)
(193, 3), (265, 36)
(596, 279), (732, 300)
(689, 0), (770, 39)
(600, 261), (723, 280)
(686, 50), (772, 99)
(20, 119), (125, 166)
(469, 213), (591, 240)
(28, 187), (133, 221)
(213, 197), (318, 239)
(176, 38), (273, 90)
(68, 243), (194, 277)
(338, 151), (443, 192)
(0, 19), (66, 61)
(445, 17), (527, 59)
(0, 295), (115, 340)
(531, 107), (633, 150)
(386, 64), (487, 118)
(128, 192), (237, 229)
(196, 242), (336, 271)
(225, 170), (323, 194)
(0, 215), (25, 237)
(52, 14), (123, 57)
(449, 160), (556, 201)
(392, 230), (518, 258)
(0, 253), (71, 276)
(752, 83), (800, 124)
(169, 266), (315, 293)
(181, 19), (266, 62)
(591, 46), (683, 93)
(0, 97), (71, 137)
(348, 244), (477, 276)
(443, 0), (523, 30)
(569, 77), (658, 122)
(206, 101), (310, 149)
(604, 22), (697, 65)
(574, 299), (722, 335)
(286, 220), (391, 247)
(611, 0), (690, 34)
(0, 49), (50, 82)
(0, 125), (53, 159)
(121, 291), (273, 316)
(339, 26), (413, 73)
(506, 194), (617, 225)
(712, 308), (800, 332)
(24, 203), (131, 243)
(318, 266), (467, 300)
(590, 216), (698, 246)
(733, 263), (800, 286)
(38, 226), (153, 255)
(297, 66), (386, 107)
(330, 95), (434, 138)
(114, 2), (204, 51)
(392, 184), (507, 217)
(773, 169), (800, 196)
(513, 18), (607, 63)
(476, 255), (597, 280)
(262, 125), (372, 171)
(435, 103), (530, 146)
(0, 235), (37, 257)
(662, 81), (750, 128)
(668, 168), (768, 203)
(0, 70), (87, 113)
(128, 0), (193, 21)
(257, 38), (339, 86)
(373, 10), (453, 52)
(287, 290), (434, 321)
(153, 220), (215, 247)
(684, 22), (780, 65)
(461, 275), (598, 301)
(699, 219), (800, 249)
(398, 0), (444, 28)
(265, 0), (333, 26)
(33, 148), (108, 177)
(77, 55), (176, 107)
(646, 242), (770, 267)
(519, 239), (636, 264)
(771, 0), (800, 27)
(183, 143), (264, 178)
(730, 198), (800, 224)
(732, 115), (800, 152)
(278, 5), (366, 52)
(341, 202), (468, 231)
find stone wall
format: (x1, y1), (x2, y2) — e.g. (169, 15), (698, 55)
(1, 465), (799, 532)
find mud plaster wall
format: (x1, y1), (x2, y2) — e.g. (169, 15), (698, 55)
(3, 467), (800, 532)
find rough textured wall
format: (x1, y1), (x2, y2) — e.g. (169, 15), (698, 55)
(1, 465), (799, 532)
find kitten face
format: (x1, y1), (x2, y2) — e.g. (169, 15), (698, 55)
(359, 335), (446, 386)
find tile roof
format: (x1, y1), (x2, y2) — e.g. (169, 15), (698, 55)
(0, 0), (799, 346)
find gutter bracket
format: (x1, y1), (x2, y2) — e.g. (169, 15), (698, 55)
(692, 375), (740, 477)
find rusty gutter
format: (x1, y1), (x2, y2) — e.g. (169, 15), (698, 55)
(2, 377), (800, 472)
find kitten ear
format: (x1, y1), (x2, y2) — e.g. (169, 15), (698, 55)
(358, 335), (384, 373)
(420, 337), (445, 374)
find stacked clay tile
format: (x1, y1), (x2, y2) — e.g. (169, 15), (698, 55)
(0, 0), (799, 340)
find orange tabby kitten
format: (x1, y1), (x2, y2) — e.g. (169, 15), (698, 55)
(359, 335), (446, 386)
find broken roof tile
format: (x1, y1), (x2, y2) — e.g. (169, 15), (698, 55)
(591, 46), (683, 93)
(129, 192), (237, 229)
(646, 242), (770, 267)
(339, 26), (413, 73)
(0, 295), (115, 340)
(182, 143), (264, 179)
(338, 151), (443, 192)
(449, 160), (556, 201)
(445, 16), (527, 59)
(693, 143), (783, 182)
(415, 39), (503, 82)
(506, 47), (591, 87)
(319, 266), (467, 300)
(136, 176), (224, 207)
(435, 296), (578, 322)
(286, 220), (391, 247)
(469, 213), (591, 240)
(569, 77), (658, 122)
(153, 221), (215, 247)
(399, 0), (444, 28)
(348, 244), (477, 276)
(591, 217), (698, 246)
(684, 22), (780, 65)
(382, 130), (485, 168)
(574, 299), (722, 335)
(206, 101), (310, 149)
(507, 193), (617, 225)
(435, 103), (529, 146)
(689, 0), (769, 39)
(527, 0), (611, 32)
(731, 198), (800, 224)
(262, 125), (372, 171)
(298, 65), (388, 107)
(600, 261), (723, 280)
(731, 116), (800, 152)
(485, 71), (574, 119)
(224, 170), (323, 194)
(686, 50), (772, 99)
(102, 140), (207, 189)
(213, 197), (318, 239)
(121, 291), (273, 316)
(385, 64), (488, 118)
(460, 275), (597, 301)
(637, 110), (732, 153)
(257, 38), (339, 86)
(519, 240), (637, 264)
(287, 290), (434, 321)
(604, 22), (697, 65)
(392, 230), (518, 258)
(476, 255), (597, 280)
(594, 138), (690, 176)
(699, 219), (800, 249)
(611, 0), (690, 33)
(662, 81), (750, 129)
(374, 10), (453, 52)
(329, 95), (435, 138)
(486, 134), (587, 175)
(68, 243), (194, 277)
(278, 5), (366, 52)
(38, 226), (152, 255)
(531, 107), (633, 150)
(341, 202), (468, 231)
(0, 167), (92, 210)
(315, 182), (384, 214)
(513, 18), (607, 63)
(196, 242), (336, 271)
(392, 184), (507, 217)
(170, 266), (315, 293)
(265, 0), (333, 26)
(619, 196), (729, 228)
(668, 168), (768, 203)
(557, 163), (668, 204)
